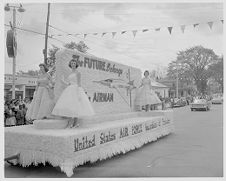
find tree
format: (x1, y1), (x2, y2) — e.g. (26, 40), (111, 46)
(167, 46), (218, 94)
(48, 41), (89, 63)
(64, 41), (89, 53)
(208, 56), (223, 92)
(48, 44), (60, 62)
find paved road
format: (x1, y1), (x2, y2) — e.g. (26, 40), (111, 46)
(5, 104), (223, 178)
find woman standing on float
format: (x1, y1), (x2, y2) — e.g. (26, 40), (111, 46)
(52, 56), (95, 128)
(26, 63), (55, 120)
(135, 70), (161, 111)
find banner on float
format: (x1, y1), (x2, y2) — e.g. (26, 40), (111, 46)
(55, 49), (142, 115)
(64, 116), (172, 153)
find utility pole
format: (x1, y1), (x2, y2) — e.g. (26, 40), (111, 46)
(44, 3), (50, 64)
(5, 4), (25, 99)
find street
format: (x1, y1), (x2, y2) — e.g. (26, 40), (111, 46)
(5, 104), (223, 178)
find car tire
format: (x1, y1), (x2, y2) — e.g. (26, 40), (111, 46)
(191, 108), (193, 111)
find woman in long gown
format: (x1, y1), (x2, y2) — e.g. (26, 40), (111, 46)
(26, 64), (55, 120)
(135, 70), (161, 111)
(52, 57), (95, 128)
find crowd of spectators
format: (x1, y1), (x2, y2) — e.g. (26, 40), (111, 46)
(4, 97), (32, 127)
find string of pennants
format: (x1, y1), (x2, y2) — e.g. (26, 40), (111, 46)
(51, 19), (224, 39)
(178, 77), (223, 81)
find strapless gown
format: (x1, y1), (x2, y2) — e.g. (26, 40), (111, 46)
(52, 72), (95, 117)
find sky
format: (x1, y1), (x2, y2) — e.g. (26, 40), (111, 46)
(3, 1), (223, 76)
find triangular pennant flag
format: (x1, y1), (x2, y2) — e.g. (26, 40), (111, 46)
(142, 29), (149, 32)
(193, 23), (199, 28)
(207, 22), (213, 29)
(112, 32), (117, 38)
(121, 31), (127, 34)
(102, 32), (107, 37)
(167, 27), (173, 34)
(180, 25), (186, 33)
(132, 30), (137, 38)
(155, 28), (160, 31)
(84, 34), (87, 39)
(221, 20), (224, 24)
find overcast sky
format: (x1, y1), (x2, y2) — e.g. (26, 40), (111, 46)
(4, 1), (223, 75)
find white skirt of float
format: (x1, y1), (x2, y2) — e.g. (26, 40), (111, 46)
(33, 119), (69, 129)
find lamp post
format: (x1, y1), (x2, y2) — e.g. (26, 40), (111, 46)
(176, 62), (179, 98)
(5, 3), (25, 99)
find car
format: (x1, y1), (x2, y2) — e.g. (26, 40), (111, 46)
(211, 96), (223, 104)
(190, 99), (211, 111)
(173, 98), (187, 107)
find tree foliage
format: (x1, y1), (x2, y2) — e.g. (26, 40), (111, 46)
(48, 41), (89, 62)
(64, 41), (89, 53)
(167, 45), (219, 94)
(208, 56), (223, 92)
(48, 44), (60, 61)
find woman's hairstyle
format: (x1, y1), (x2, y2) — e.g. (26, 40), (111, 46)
(39, 63), (49, 72)
(144, 70), (149, 76)
(68, 55), (79, 68)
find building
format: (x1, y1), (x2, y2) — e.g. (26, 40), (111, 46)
(4, 74), (37, 101)
(158, 78), (195, 98)
(151, 80), (170, 98)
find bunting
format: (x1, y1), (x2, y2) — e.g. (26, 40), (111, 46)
(102, 32), (107, 37)
(112, 32), (117, 38)
(50, 19), (223, 39)
(180, 25), (186, 33)
(167, 27), (173, 34)
(193, 23), (199, 28)
(155, 28), (161, 31)
(142, 29), (149, 32)
(132, 30), (137, 38)
(207, 22), (213, 29)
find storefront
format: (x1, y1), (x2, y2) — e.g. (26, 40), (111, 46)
(4, 74), (37, 101)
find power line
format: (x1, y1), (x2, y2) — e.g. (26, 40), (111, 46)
(4, 23), (45, 36)
(4, 24), (66, 44)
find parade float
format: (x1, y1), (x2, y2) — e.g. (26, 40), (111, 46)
(5, 49), (174, 177)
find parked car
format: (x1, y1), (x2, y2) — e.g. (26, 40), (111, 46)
(190, 99), (211, 111)
(211, 96), (223, 104)
(173, 98), (187, 107)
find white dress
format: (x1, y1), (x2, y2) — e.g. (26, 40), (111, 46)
(52, 72), (95, 117)
(26, 73), (55, 120)
(135, 77), (161, 106)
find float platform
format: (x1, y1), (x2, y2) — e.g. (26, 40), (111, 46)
(5, 110), (174, 177)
